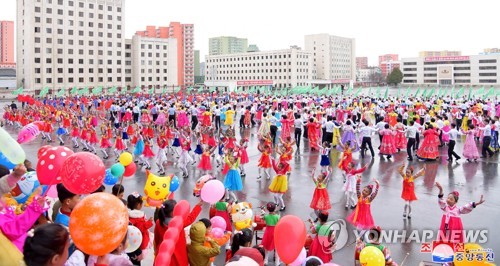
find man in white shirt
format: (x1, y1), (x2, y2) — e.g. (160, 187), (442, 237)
(446, 123), (461, 162)
(480, 119), (494, 158)
(406, 120), (418, 161)
(358, 119), (378, 158)
(375, 120), (387, 149)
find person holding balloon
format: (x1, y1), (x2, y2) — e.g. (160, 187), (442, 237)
(199, 218), (231, 265)
(54, 184), (81, 227)
(260, 202), (281, 266)
(127, 192), (153, 265)
(354, 226), (398, 266)
(0, 164), (26, 195)
(307, 211), (334, 264)
(87, 233), (133, 266)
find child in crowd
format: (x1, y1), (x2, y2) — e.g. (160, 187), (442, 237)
(127, 193), (154, 265)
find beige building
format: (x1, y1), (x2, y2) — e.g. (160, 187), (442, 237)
(419, 50), (461, 57)
(209, 36), (248, 56)
(127, 35), (178, 89)
(205, 46), (313, 89)
(17, 0), (126, 92)
(304, 33), (356, 83)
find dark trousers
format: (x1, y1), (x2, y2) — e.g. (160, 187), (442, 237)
(270, 125), (278, 145)
(448, 140), (460, 160)
(482, 136), (494, 157)
(215, 116), (220, 129)
(361, 137), (375, 158)
(251, 113), (255, 126)
(456, 119), (462, 129)
(324, 132), (333, 144)
(133, 113), (139, 123)
(191, 116), (198, 130)
(152, 113), (158, 122)
(407, 138), (416, 160)
(239, 116), (245, 128)
(168, 114), (176, 126)
(378, 133), (383, 149)
(303, 127), (308, 139)
(295, 128), (302, 148)
(415, 133), (420, 150)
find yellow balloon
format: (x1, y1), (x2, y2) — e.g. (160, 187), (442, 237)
(118, 152), (133, 166)
(453, 243), (487, 266)
(0, 127), (26, 164)
(359, 246), (385, 266)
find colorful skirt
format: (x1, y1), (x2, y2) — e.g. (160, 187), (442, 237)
(142, 145), (155, 158)
(307, 236), (332, 264)
(258, 154), (271, 168)
(320, 154), (330, 166)
(310, 188), (331, 211)
(224, 169), (243, 191)
(261, 226), (275, 251)
(100, 138), (112, 148)
(416, 136), (440, 159)
(239, 149), (249, 164)
(346, 202), (374, 230)
(401, 180), (417, 201)
(172, 138), (180, 147)
(194, 144), (203, 155)
(336, 131), (359, 152)
(269, 175), (288, 193)
(380, 135), (397, 155)
(197, 155), (212, 171)
(394, 131), (408, 149)
(122, 132), (129, 140)
(56, 128), (66, 135)
(115, 138), (125, 151)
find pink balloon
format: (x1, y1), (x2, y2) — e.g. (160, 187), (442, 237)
(200, 180), (224, 204)
(289, 248), (307, 266)
(210, 216), (227, 230)
(45, 185), (58, 198)
(211, 227), (224, 238)
(36, 146), (74, 185)
(60, 152), (106, 194)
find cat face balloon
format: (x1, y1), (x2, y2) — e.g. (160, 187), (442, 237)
(143, 170), (171, 207)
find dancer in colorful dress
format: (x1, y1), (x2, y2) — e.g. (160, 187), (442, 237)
(379, 124), (397, 159)
(462, 125), (480, 162)
(347, 176), (380, 230)
(398, 163), (425, 219)
(155, 130), (168, 175)
(310, 167), (332, 215)
(416, 124), (440, 160)
(141, 137), (155, 170)
(197, 145), (216, 175)
(307, 118), (321, 151)
(260, 202), (280, 266)
(435, 182), (485, 243)
(343, 162), (368, 210)
(319, 142), (331, 172)
(237, 138), (249, 177)
(269, 158), (289, 211)
(257, 139), (272, 181)
(223, 154), (242, 202)
(99, 124), (112, 159)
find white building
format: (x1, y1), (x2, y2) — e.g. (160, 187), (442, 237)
(401, 55), (500, 86)
(17, 0), (126, 93)
(205, 47), (313, 89)
(128, 35), (178, 89)
(304, 34), (356, 84)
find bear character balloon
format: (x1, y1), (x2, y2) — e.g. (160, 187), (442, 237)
(230, 202), (257, 231)
(143, 170), (171, 207)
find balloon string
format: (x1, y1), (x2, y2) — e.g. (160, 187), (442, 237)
(41, 174), (59, 197)
(117, 174), (125, 195)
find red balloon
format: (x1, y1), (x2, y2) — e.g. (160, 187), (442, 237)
(37, 145), (53, 159)
(155, 239), (174, 266)
(123, 162), (137, 177)
(274, 215), (307, 264)
(60, 152), (106, 194)
(173, 200), (190, 221)
(167, 192), (175, 200)
(36, 146), (74, 185)
(168, 216), (183, 231)
(164, 227), (180, 243)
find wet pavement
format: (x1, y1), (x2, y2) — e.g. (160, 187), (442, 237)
(1, 105), (499, 265)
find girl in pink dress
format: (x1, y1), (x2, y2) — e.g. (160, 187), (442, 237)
(379, 124), (397, 159)
(141, 137), (155, 170)
(394, 119), (408, 150)
(347, 176), (380, 230)
(197, 145), (216, 174)
(462, 125), (480, 161)
(435, 182), (485, 243)
(177, 108), (189, 128)
(280, 115), (293, 140)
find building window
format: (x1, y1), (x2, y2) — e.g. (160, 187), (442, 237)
(479, 66), (496, 70)
(454, 73), (470, 77)
(79, 2), (84, 7)
(46, 58), (52, 64)
(57, 78), (63, 83)
(455, 79), (470, 83)
(46, 8), (52, 14)
(479, 59), (497, 64)
(424, 79), (437, 83)
(479, 73), (497, 76)
(108, 6), (112, 11)
(108, 77), (113, 82)
(57, 9), (63, 15)
(35, 78), (41, 84)
(423, 67), (437, 71)
(46, 78), (52, 83)
(68, 77), (73, 83)
(424, 73), (437, 77)
(35, 7), (41, 12)
(404, 74), (417, 77)
(454, 67), (470, 71)
(403, 68), (417, 71)
(79, 77), (84, 83)
(479, 79), (497, 83)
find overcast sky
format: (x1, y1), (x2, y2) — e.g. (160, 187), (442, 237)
(1, 0), (499, 65)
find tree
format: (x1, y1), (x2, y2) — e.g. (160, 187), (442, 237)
(386, 68), (403, 85)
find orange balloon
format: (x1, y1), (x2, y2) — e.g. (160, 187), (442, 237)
(69, 193), (129, 256)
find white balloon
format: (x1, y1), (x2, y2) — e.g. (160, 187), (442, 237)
(0, 127), (26, 164)
(125, 225), (143, 253)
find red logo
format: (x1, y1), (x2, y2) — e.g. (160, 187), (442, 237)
(454, 243), (464, 252)
(421, 243), (432, 253)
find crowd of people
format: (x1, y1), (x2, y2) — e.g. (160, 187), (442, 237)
(0, 90), (497, 266)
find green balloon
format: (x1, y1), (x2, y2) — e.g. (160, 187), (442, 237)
(110, 163), (125, 177)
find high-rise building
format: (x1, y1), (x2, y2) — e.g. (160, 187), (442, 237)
(194, 50), (200, 76)
(127, 35), (178, 90)
(209, 36), (248, 55)
(0, 21), (15, 65)
(17, 0), (126, 92)
(136, 23), (194, 87)
(419, 50), (461, 57)
(247, 44), (259, 53)
(378, 54), (400, 78)
(304, 34), (356, 83)
(356, 57), (368, 69)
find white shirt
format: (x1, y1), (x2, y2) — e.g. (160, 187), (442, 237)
(358, 125), (378, 137)
(375, 121), (387, 131)
(406, 125), (418, 138)
(447, 128), (459, 141)
(482, 124), (492, 137)
(324, 121), (335, 133)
